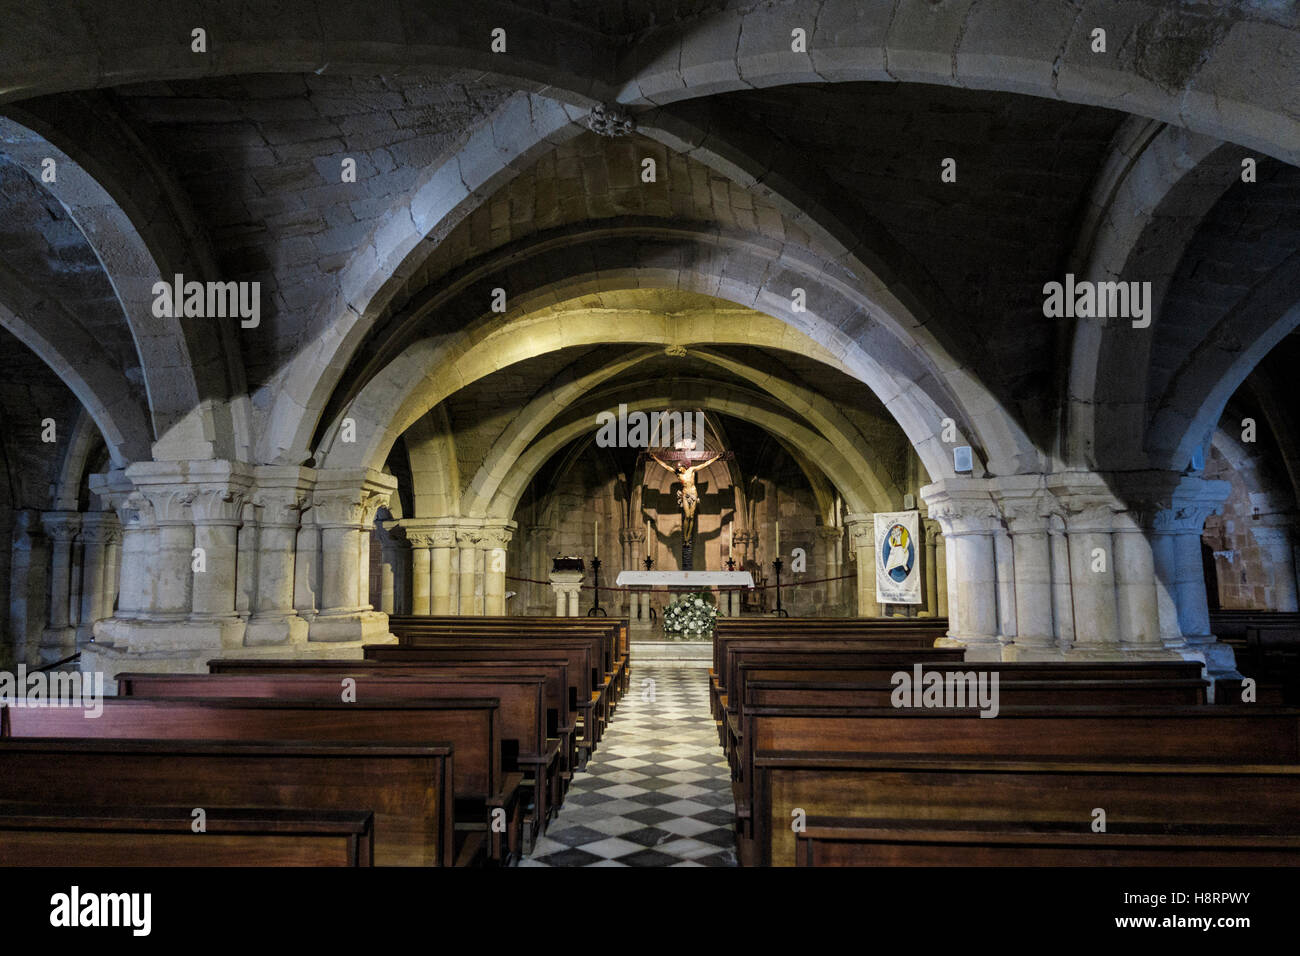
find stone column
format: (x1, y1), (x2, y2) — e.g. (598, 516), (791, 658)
(457, 528), (482, 616)
(920, 520), (940, 618)
(549, 570), (583, 617)
(815, 526), (842, 615)
(1047, 514), (1075, 651)
(103, 488), (153, 624)
(993, 526), (1016, 639)
(68, 534), (85, 630)
(527, 524), (554, 614)
(935, 532), (948, 617)
(376, 524), (405, 615)
(308, 469), (396, 643)
(845, 514), (879, 617)
(921, 483), (1002, 659)
(76, 512), (118, 644)
(40, 511), (81, 662)
(234, 502), (258, 618)
(294, 519), (320, 622)
(148, 489), (198, 623)
(1112, 511), (1163, 651)
(190, 486), (248, 648)
(481, 522), (515, 616)
(621, 528), (644, 616)
(246, 471), (313, 646)
(1148, 475), (1234, 674)
(1003, 504), (1058, 658)
(103, 526), (122, 618)
(9, 510), (49, 666)
(407, 533), (433, 615)
(431, 527), (456, 615)
(1251, 520), (1299, 612)
(1062, 503), (1120, 657)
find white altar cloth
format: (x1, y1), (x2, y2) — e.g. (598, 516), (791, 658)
(615, 571), (754, 588)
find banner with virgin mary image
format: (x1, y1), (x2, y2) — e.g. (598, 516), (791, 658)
(873, 511), (922, 604)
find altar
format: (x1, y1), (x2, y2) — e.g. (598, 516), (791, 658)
(614, 571), (755, 589)
(616, 570), (754, 627)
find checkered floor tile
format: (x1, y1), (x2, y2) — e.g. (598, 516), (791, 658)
(518, 664), (737, 867)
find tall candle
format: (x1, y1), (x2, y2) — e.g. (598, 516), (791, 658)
(729, 523), (733, 558)
(775, 521), (780, 556)
(594, 519), (599, 558)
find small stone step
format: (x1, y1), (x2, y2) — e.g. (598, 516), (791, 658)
(629, 640), (712, 664)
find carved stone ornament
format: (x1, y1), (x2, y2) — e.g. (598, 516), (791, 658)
(586, 104), (636, 137)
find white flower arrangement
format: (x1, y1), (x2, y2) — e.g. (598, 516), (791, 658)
(662, 591), (718, 638)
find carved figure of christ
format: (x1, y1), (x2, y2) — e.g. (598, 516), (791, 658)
(648, 452), (722, 540)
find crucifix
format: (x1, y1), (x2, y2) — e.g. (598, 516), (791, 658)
(646, 447), (725, 569)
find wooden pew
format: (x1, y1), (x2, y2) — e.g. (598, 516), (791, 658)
(391, 624), (619, 728)
(711, 629), (950, 719)
(1215, 675), (1292, 705)
(120, 670), (559, 852)
(367, 642), (604, 763)
(210, 657), (579, 788)
(0, 738), (454, 866)
(735, 660), (1207, 718)
(718, 648), (967, 752)
(716, 617), (949, 631)
(389, 618), (624, 691)
(742, 704), (1300, 865)
(4, 696), (517, 867)
(722, 657), (1208, 769)
(794, 817), (1300, 866)
(1209, 610), (1300, 643)
(715, 641), (963, 725)
(762, 753), (1300, 866)
(390, 615), (631, 698)
(0, 805), (374, 866)
(746, 677), (1208, 710)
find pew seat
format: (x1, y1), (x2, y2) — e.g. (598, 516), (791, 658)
(0, 738), (457, 866)
(795, 816), (1300, 866)
(0, 805), (374, 866)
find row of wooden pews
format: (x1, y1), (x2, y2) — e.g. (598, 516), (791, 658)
(1209, 610), (1300, 703)
(0, 615), (629, 867)
(712, 615), (1300, 866)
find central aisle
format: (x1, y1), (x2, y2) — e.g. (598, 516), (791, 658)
(520, 663), (738, 867)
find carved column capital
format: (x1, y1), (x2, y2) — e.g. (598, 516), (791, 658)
(40, 511), (82, 542)
(479, 522), (515, 550)
(311, 468), (397, 529)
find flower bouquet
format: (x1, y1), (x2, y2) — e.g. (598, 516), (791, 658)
(662, 591), (718, 640)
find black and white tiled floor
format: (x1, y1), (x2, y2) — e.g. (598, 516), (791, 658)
(519, 663), (738, 867)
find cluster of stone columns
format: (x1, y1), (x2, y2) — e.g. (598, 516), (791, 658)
(7, 509), (124, 665)
(386, 517), (517, 616)
(78, 461), (396, 678)
(917, 472), (1240, 675)
(618, 527), (654, 621)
